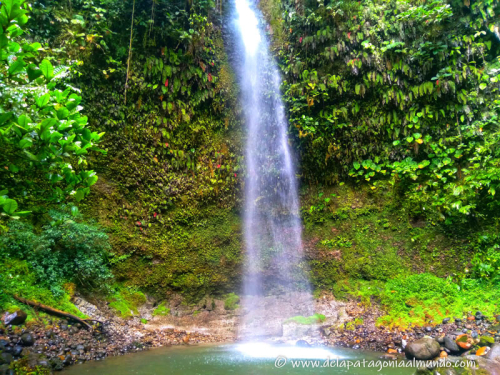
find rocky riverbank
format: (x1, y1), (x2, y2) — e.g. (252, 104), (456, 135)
(0, 296), (225, 374)
(318, 309), (500, 375)
(2, 291), (500, 375)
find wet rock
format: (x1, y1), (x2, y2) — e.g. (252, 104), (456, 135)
(20, 333), (35, 346)
(49, 357), (64, 371)
(0, 364), (11, 375)
(471, 330), (478, 339)
(442, 318), (450, 324)
(405, 338), (440, 360)
(424, 326), (432, 333)
(475, 311), (484, 321)
(464, 355), (500, 375)
(11, 345), (23, 356)
(476, 346), (490, 356)
(295, 340), (310, 347)
(444, 335), (460, 353)
(3, 310), (27, 326)
(479, 336), (495, 346)
(487, 344), (500, 361)
(0, 353), (13, 365)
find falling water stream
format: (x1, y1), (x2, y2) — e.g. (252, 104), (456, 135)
(233, 0), (313, 338)
(60, 3), (416, 373)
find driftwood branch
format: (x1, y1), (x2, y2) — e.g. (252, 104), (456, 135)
(12, 294), (93, 331)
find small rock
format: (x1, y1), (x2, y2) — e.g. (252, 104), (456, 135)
(424, 326), (432, 333)
(295, 340), (310, 347)
(442, 318), (450, 324)
(3, 310), (27, 326)
(471, 330), (479, 339)
(444, 335), (460, 353)
(20, 333), (35, 346)
(49, 357), (64, 371)
(439, 351), (448, 358)
(479, 335), (495, 346)
(405, 338), (441, 360)
(476, 346), (490, 356)
(0, 353), (13, 365)
(11, 345), (23, 357)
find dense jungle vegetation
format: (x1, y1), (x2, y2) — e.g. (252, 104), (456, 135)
(1, 0), (499, 329)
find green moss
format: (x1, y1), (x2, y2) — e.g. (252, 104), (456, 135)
(284, 313), (326, 325)
(479, 336), (495, 346)
(140, 318), (148, 324)
(332, 274), (500, 329)
(193, 310), (200, 316)
(303, 184), (469, 290)
(107, 285), (146, 318)
(153, 302), (171, 316)
(84, 191), (243, 302)
(0, 259), (86, 321)
(224, 292), (239, 310)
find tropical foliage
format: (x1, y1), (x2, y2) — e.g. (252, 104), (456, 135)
(275, 0), (500, 225)
(0, 0), (104, 218)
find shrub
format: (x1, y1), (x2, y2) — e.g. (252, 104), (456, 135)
(0, 210), (112, 296)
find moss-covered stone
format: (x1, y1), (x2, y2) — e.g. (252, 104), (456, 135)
(153, 303), (171, 317)
(284, 314), (326, 325)
(224, 293), (240, 310)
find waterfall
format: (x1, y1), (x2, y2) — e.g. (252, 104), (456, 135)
(232, 0), (313, 338)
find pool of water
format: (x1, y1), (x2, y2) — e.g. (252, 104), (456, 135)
(62, 343), (416, 375)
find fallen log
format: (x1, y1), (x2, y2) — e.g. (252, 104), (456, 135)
(12, 294), (93, 330)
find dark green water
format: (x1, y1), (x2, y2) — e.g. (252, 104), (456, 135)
(62, 343), (417, 375)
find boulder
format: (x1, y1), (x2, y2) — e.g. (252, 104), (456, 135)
(3, 310), (27, 326)
(487, 344), (500, 362)
(464, 355), (500, 375)
(405, 338), (440, 360)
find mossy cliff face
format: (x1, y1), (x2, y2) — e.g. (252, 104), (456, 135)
(81, 178), (243, 301)
(301, 183), (469, 288)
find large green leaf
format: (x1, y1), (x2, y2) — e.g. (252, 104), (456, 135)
(40, 59), (54, 80)
(8, 59), (25, 75)
(36, 93), (50, 107)
(3, 199), (18, 215)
